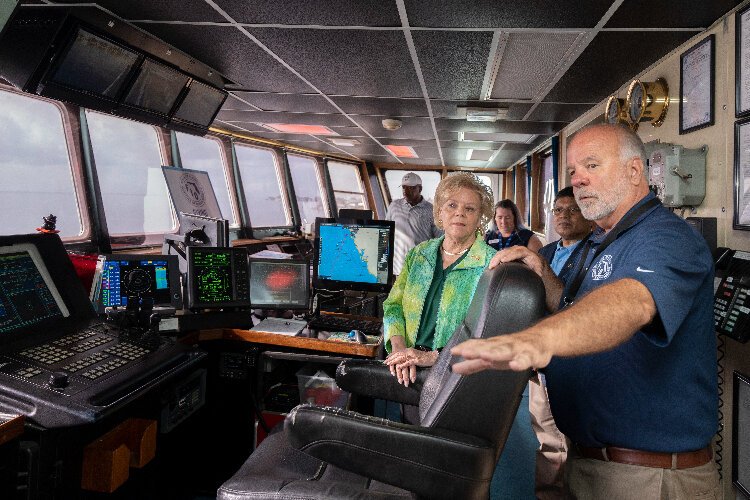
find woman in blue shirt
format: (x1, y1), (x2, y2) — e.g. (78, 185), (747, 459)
(484, 199), (543, 252)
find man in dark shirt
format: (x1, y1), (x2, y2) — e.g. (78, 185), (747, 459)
(452, 123), (719, 498)
(532, 186), (592, 499)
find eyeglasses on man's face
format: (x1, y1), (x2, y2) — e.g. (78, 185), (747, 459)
(552, 206), (581, 216)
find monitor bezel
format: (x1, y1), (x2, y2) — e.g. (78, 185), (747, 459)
(0, 233), (94, 347)
(186, 246), (250, 310)
(248, 257), (310, 310)
(94, 254), (182, 313)
(312, 217), (394, 293)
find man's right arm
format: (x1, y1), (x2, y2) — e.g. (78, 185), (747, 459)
(489, 246), (564, 312)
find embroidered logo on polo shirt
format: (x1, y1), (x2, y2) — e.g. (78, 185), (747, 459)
(591, 255), (612, 280)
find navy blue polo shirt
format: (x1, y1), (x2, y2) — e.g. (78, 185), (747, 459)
(545, 193), (717, 452)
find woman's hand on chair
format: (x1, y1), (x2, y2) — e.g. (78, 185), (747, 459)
(385, 348), (439, 386)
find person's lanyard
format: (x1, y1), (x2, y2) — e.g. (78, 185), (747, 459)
(561, 197), (661, 307)
(499, 232), (517, 249)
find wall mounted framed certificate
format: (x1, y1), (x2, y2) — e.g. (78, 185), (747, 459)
(680, 34), (715, 134)
(737, 4), (750, 117)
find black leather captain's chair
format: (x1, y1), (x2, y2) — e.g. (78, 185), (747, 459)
(218, 262), (545, 500)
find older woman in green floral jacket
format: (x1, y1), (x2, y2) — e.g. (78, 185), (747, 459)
(384, 172), (496, 387)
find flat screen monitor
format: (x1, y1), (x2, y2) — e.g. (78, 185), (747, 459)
(313, 217), (394, 293)
(172, 79), (228, 129)
(94, 254), (181, 313)
(249, 258), (310, 310)
(186, 247), (250, 310)
(122, 58), (189, 116)
(338, 208), (373, 221)
(49, 27), (140, 101)
(179, 212), (229, 248)
(0, 243), (70, 335)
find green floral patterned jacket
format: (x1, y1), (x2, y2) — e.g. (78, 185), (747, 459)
(383, 235), (496, 352)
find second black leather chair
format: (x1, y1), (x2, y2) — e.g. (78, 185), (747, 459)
(218, 262), (545, 500)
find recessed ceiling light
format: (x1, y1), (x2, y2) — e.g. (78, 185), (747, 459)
(261, 123), (339, 135)
(385, 145), (418, 158)
(329, 138), (360, 147)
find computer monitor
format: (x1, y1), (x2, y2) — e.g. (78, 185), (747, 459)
(0, 233), (94, 345)
(249, 258), (310, 310)
(0, 243), (70, 335)
(94, 255), (182, 313)
(179, 212), (229, 248)
(185, 247), (250, 310)
(338, 208), (373, 221)
(312, 217), (395, 293)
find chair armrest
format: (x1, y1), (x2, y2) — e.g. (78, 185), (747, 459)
(285, 404), (496, 500)
(335, 359), (427, 406)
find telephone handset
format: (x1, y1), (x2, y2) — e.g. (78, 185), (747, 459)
(713, 249), (750, 343)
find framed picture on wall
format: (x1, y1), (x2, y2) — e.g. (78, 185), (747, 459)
(733, 371), (750, 498)
(737, 4), (750, 117)
(680, 34), (715, 134)
(734, 118), (750, 230)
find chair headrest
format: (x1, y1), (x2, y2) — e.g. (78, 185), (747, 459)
(418, 262), (545, 439)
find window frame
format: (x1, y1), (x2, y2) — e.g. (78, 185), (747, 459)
(286, 152), (331, 227)
(0, 84), (91, 243)
(325, 159), (370, 215)
(173, 131), (240, 228)
(232, 141), (294, 237)
(83, 109), (175, 249)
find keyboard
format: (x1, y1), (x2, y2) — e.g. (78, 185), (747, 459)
(307, 315), (383, 335)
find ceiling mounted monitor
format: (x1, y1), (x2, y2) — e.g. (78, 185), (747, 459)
(0, 5), (230, 135)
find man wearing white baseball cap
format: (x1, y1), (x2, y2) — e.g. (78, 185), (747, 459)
(386, 172), (442, 275)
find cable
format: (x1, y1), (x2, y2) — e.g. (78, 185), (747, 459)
(715, 332), (725, 478)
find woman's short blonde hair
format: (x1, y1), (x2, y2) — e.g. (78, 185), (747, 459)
(433, 172), (495, 230)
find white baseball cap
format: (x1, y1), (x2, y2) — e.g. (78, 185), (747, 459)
(401, 172), (422, 187)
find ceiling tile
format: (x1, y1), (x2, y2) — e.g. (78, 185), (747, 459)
(412, 31), (494, 100)
(332, 96), (429, 117)
(215, 110), (353, 128)
(434, 119), (567, 134)
(213, 0), (401, 26)
(250, 28), (422, 97)
(606, 0), (741, 28)
(490, 32), (583, 100)
(230, 92), (338, 114)
(430, 101), (532, 120)
(525, 103), (595, 122)
(404, 0), (612, 28)
(354, 116), (437, 140)
(135, 23), (313, 92)
(543, 31), (695, 103)
(85, 0), (226, 22)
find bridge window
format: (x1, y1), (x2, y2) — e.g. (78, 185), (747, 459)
(327, 161), (368, 211)
(175, 132), (237, 225)
(235, 144), (290, 228)
(0, 88), (83, 238)
(382, 169), (441, 205)
(85, 110), (173, 236)
(287, 154), (328, 233)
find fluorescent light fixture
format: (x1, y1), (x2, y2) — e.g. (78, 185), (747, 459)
(261, 123), (339, 135)
(466, 149), (496, 161)
(457, 106), (509, 122)
(385, 145), (418, 158)
(329, 138), (360, 147)
(461, 132), (536, 143)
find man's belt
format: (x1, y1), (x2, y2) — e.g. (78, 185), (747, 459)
(575, 444), (713, 469)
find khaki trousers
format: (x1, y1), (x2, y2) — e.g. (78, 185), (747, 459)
(529, 377), (570, 500)
(565, 454), (721, 500)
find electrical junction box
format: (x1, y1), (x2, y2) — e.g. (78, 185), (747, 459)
(646, 142), (707, 207)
